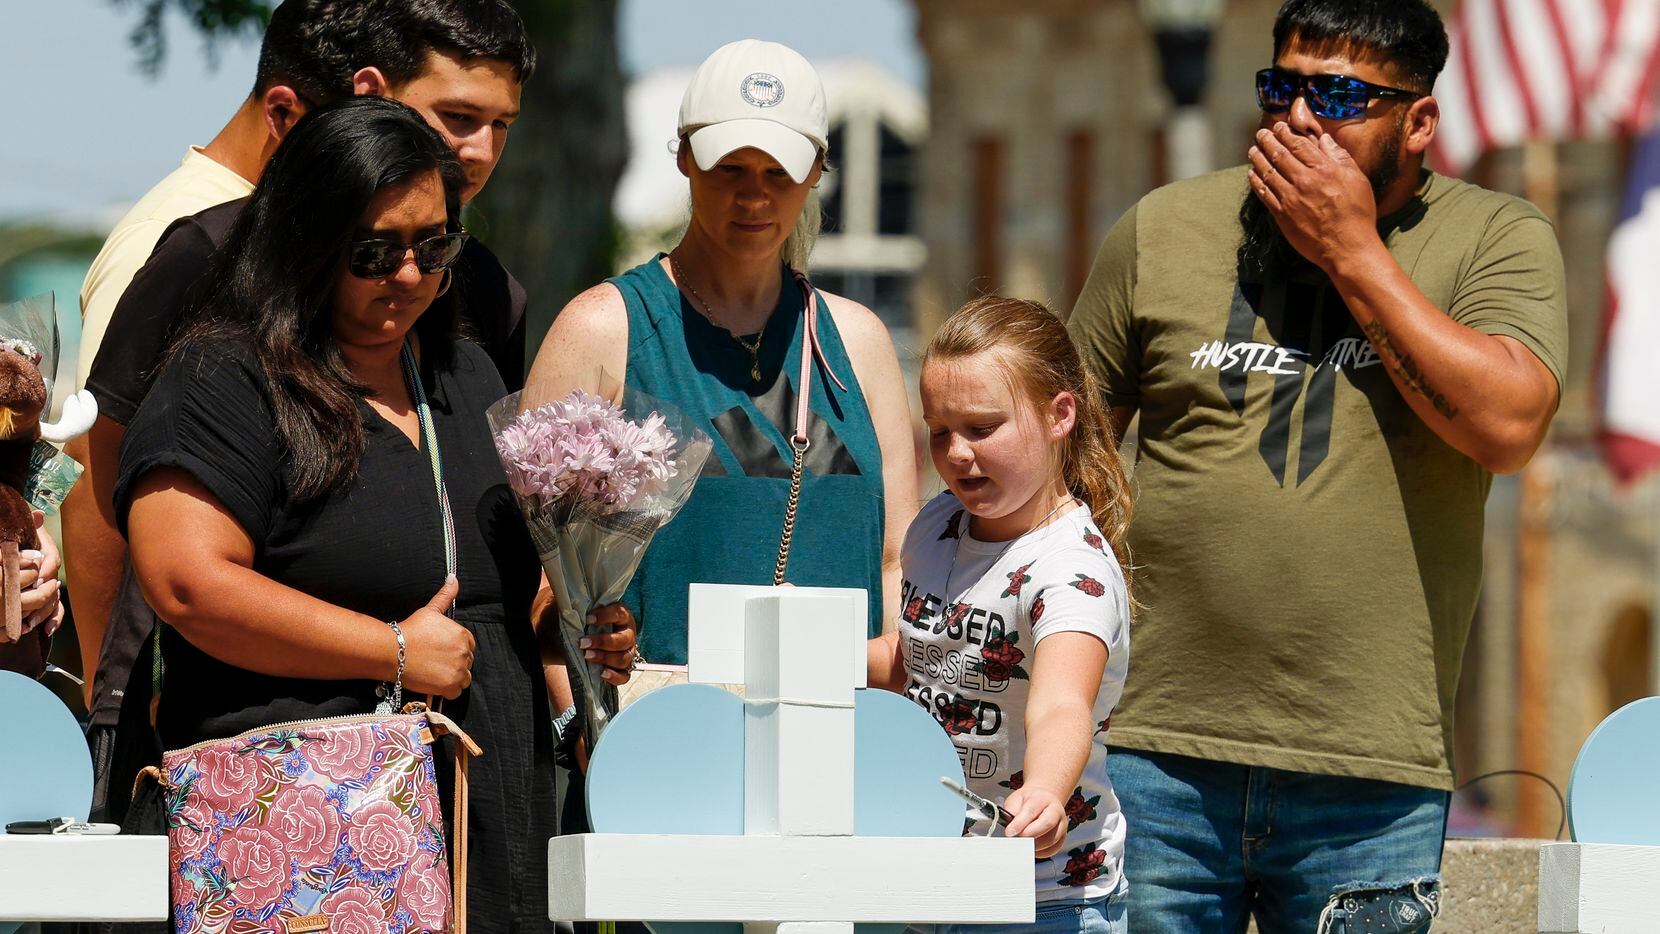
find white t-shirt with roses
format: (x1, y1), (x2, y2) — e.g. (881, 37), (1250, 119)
(897, 491), (1131, 903)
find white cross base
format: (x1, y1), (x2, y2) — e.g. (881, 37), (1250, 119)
(550, 584), (1035, 930)
(1538, 842), (1660, 933)
(0, 835), (169, 921)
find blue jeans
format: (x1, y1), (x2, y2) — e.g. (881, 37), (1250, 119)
(935, 888), (1128, 934)
(1108, 750), (1448, 933)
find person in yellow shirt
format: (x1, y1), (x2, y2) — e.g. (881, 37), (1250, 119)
(67, 0), (359, 700)
(73, 0), (356, 391)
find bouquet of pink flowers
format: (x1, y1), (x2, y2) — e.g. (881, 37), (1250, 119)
(488, 385), (711, 749)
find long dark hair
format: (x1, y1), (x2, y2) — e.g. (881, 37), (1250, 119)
(173, 96), (464, 501)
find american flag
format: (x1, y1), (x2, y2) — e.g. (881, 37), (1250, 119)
(1431, 0), (1660, 175)
(1600, 126), (1660, 482)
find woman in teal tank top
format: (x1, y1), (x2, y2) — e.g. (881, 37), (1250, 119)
(526, 39), (917, 676)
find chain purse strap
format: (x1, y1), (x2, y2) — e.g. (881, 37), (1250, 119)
(772, 273), (848, 585)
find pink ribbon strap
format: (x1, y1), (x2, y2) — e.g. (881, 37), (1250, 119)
(792, 272), (847, 444)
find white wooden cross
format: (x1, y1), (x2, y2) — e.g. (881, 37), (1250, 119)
(0, 835), (168, 922)
(549, 584), (1034, 932)
(1537, 842), (1660, 931)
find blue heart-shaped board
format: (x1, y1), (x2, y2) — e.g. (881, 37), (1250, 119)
(584, 684), (968, 933)
(1568, 695), (1660, 845)
(0, 671), (92, 934)
(0, 670), (92, 826)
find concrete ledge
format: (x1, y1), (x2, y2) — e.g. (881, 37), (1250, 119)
(1440, 837), (1541, 932)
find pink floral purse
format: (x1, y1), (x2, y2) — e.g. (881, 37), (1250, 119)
(137, 705), (480, 934)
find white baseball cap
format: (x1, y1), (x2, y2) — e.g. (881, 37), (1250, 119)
(677, 39), (829, 184)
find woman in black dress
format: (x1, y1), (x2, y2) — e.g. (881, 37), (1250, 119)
(116, 97), (636, 933)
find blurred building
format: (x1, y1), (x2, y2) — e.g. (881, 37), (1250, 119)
(911, 0), (1657, 839)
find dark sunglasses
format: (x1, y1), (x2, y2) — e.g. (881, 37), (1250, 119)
(1255, 67), (1423, 120)
(346, 231), (470, 279)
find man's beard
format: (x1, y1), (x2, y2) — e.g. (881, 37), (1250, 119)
(1236, 117), (1406, 281)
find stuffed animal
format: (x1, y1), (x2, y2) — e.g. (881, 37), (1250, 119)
(0, 339), (95, 677)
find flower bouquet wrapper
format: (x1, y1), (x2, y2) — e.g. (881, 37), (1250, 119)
(0, 293), (60, 394)
(2, 293), (95, 511)
(488, 379), (712, 752)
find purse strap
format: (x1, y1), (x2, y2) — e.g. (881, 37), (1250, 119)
(423, 708), (481, 934)
(402, 340), (458, 580)
(399, 341), (473, 933)
(772, 273), (847, 585)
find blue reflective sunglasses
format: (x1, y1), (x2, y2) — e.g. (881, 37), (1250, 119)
(1255, 67), (1423, 120)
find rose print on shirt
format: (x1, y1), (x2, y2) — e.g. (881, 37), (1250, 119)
(940, 698), (981, 736)
(902, 596), (926, 625)
(1061, 842), (1107, 886)
(1095, 716), (1112, 736)
(976, 630), (1030, 681)
(998, 770), (1025, 791)
(934, 601), (971, 636)
(1064, 787), (1101, 830)
(1069, 574), (1107, 597)
(1002, 562), (1034, 598)
(1083, 528), (1106, 553)
(1030, 596), (1046, 624)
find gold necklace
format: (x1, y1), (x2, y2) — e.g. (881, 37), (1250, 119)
(669, 253), (767, 382)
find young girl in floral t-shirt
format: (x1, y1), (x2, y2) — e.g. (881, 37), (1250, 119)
(868, 296), (1134, 933)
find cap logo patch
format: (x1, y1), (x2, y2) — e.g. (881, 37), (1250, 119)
(739, 72), (785, 108)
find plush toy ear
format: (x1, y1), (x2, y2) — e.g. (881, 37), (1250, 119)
(39, 390), (97, 444)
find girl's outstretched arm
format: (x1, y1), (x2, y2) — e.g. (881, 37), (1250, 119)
(1003, 631), (1109, 858)
(866, 630), (906, 693)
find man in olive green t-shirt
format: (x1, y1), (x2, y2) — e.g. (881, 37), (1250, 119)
(1067, 1), (1565, 930)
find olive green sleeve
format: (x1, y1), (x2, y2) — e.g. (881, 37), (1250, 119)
(1447, 201), (1569, 393)
(1066, 203), (1140, 409)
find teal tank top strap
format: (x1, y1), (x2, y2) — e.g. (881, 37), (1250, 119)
(610, 255), (888, 664)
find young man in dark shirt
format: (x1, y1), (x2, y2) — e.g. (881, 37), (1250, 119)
(65, 0), (534, 817)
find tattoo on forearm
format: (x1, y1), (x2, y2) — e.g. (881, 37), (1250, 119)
(1361, 321), (1460, 420)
